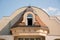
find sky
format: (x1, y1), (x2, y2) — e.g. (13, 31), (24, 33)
(0, 0), (60, 19)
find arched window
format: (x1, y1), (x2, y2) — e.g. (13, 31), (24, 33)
(27, 14), (33, 26)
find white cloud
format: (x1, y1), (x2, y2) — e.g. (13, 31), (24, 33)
(55, 11), (60, 15)
(47, 7), (58, 12)
(43, 7), (60, 15)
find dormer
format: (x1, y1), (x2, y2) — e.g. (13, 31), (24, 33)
(11, 6), (48, 27)
(11, 6), (49, 36)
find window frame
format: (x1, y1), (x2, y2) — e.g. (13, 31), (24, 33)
(27, 14), (33, 26)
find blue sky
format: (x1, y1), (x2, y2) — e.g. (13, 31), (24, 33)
(0, 0), (60, 19)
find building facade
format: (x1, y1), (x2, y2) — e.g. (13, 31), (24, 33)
(0, 6), (60, 40)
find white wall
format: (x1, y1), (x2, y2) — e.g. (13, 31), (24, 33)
(46, 35), (60, 40)
(0, 35), (14, 40)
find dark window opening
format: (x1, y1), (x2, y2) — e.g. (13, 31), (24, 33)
(18, 38), (41, 40)
(25, 38), (29, 40)
(18, 38), (23, 40)
(28, 18), (32, 26)
(27, 14), (33, 26)
(30, 38), (34, 40)
(36, 38), (41, 40)
(55, 39), (60, 40)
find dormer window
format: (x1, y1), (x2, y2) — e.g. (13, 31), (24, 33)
(27, 14), (33, 26)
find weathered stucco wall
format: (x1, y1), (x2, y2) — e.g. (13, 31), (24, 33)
(32, 7), (60, 35)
